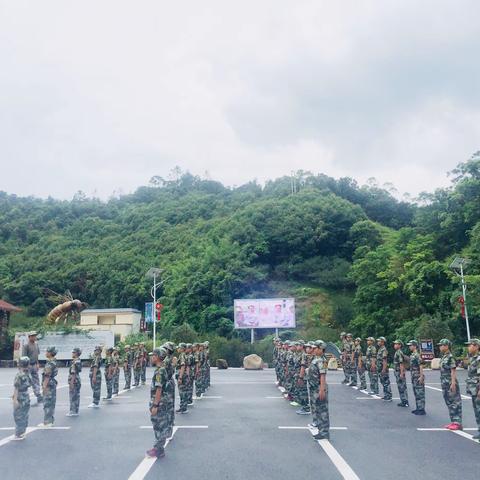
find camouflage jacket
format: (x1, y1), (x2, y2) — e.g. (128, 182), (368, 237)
(440, 352), (457, 385)
(466, 354), (480, 396)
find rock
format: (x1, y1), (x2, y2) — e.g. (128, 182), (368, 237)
(328, 358), (338, 370)
(216, 359), (228, 369)
(431, 358), (441, 370)
(243, 354), (263, 370)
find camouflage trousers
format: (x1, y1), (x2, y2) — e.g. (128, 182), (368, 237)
(13, 396), (30, 436)
(470, 394), (480, 430)
(166, 380), (175, 438)
(43, 384), (57, 424)
(344, 360), (354, 383)
(441, 381), (462, 423)
(90, 373), (101, 405)
(312, 391), (330, 437)
(394, 371), (409, 404)
(28, 365), (42, 399)
(133, 367), (141, 386)
(352, 363), (367, 389)
(69, 380), (81, 414)
(411, 374), (425, 410)
(124, 366), (132, 389)
(113, 371), (119, 395)
(367, 367), (379, 394)
(341, 356), (348, 382)
(141, 364), (147, 384)
(178, 378), (189, 410)
(151, 404), (169, 451)
(195, 375), (204, 396)
(378, 370), (392, 399)
(105, 374), (113, 399)
(187, 374), (194, 403)
(295, 378), (310, 409)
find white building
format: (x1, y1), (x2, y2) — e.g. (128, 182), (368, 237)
(78, 308), (141, 341)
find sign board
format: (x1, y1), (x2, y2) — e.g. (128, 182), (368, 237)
(14, 330), (115, 361)
(234, 298), (296, 329)
(145, 302), (154, 324)
(420, 338), (434, 361)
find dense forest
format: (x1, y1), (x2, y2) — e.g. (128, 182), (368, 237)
(1, 154), (479, 355)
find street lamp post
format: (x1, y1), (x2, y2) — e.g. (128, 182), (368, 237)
(146, 267), (163, 349)
(449, 257), (471, 342)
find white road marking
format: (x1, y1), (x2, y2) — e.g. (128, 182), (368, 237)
(128, 426), (208, 479)
(417, 427), (478, 431)
(278, 426), (348, 430)
(0, 426), (71, 447)
(317, 439), (360, 480)
(265, 396), (284, 399)
(196, 396), (222, 399)
(425, 385), (470, 400)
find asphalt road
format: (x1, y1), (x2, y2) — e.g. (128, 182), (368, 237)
(0, 367), (478, 480)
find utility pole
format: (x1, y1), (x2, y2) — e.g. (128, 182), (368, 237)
(146, 267), (163, 349)
(450, 257), (471, 341)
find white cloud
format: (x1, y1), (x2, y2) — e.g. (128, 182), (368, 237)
(0, 0), (479, 199)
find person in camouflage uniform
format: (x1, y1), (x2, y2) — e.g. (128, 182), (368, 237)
(407, 340), (425, 415)
(393, 340), (409, 407)
(123, 345), (132, 390)
(112, 347), (120, 396)
(308, 341), (330, 440)
(205, 342), (211, 390)
(146, 348), (169, 459)
(345, 334), (354, 386)
(175, 343), (189, 413)
(103, 347), (114, 400)
(12, 356), (32, 440)
(185, 343), (195, 405)
(438, 338), (462, 430)
(365, 337), (379, 395)
(67, 347), (82, 416)
(465, 338), (480, 440)
(162, 341), (176, 438)
(340, 333), (348, 384)
(22, 331), (43, 403)
(290, 342), (303, 407)
(88, 345), (102, 408)
(133, 343), (142, 388)
(284, 342), (297, 401)
(194, 343), (203, 399)
(41, 346), (58, 426)
(296, 342), (313, 414)
(140, 342), (147, 386)
(376, 337), (392, 401)
(353, 338), (367, 390)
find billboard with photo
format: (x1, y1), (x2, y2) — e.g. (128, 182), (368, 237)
(234, 298), (295, 329)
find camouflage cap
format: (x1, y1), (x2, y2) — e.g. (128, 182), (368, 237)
(366, 337), (375, 341)
(377, 336), (386, 342)
(297, 340), (305, 345)
(465, 338), (480, 347)
(346, 333), (353, 337)
(72, 347), (82, 355)
(151, 347), (168, 359)
(133, 343), (139, 347)
(94, 345), (103, 351)
(315, 340), (326, 349)
(185, 343), (192, 349)
(355, 337), (362, 342)
(18, 356), (30, 367)
(437, 338), (451, 346)
(177, 343), (186, 349)
(113, 347), (119, 352)
(106, 347), (114, 353)
(27, 331), (38, 337)
(46, 346), (57, 355)
(124, 344), (131, 349)
(406, 340), (418, 347)
(340, 332), (346, 337)
(162, 342), (175, 353)
(393, 339), (404, 346)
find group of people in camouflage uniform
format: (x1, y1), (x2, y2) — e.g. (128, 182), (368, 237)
(13, 332), (212, 447)
(273, 339), (330, 440)
(340, 332), (480, 436)
(147, 342), (210, 458)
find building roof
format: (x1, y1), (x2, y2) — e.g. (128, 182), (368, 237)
(82, 308), (142, 314)
(0, 299), (22, 312)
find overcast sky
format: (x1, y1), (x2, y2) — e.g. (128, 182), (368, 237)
(1, 1), (479, 200)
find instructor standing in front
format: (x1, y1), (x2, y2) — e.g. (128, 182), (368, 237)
(22, 331), (43, 404)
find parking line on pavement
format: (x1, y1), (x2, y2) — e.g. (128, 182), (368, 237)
(129, 426), (209, 480)
(278, 426), (348, 430)
(317, 439), (360, 479)
(0, 426), (71, 448)
(425, 385), (470, 400)
(417, 428), (479, 443)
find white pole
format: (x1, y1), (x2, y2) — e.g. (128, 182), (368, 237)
(275, 328), (279, 339)
(460, 263), (471, 341)
(153, 272), (157, 350)
(251, 328), (254, 345)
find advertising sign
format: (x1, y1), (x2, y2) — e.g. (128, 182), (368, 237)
(234, 298), (295, 329)
(420, 338), (434, 361)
